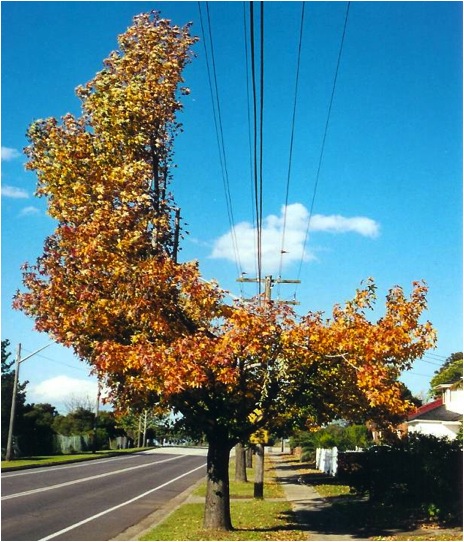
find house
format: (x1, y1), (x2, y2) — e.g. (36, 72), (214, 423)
(407, 380), (463, 440)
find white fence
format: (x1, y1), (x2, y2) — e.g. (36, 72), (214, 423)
(316, 447), (338, 476)
(54, 434), (91, 454)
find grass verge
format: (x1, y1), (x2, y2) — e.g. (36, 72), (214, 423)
(1, 447), (152, 471)
(140, 501), (303, 541)
(141, 455), (303, 541)
(193, 460), (284, 500)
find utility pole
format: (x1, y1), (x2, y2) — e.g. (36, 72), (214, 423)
(143, 409), (148, 447)
(237, 275), (300, 306)
(5, 344), (21, 462)
(137, 414), (142, 448)
(236, 274), (300, 498)
(5, 342), (51, 461)
(92, 379), (101, 454)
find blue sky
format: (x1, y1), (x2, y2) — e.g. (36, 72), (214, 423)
(2, 1), (462, 412)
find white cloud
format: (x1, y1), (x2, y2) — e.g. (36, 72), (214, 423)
(1, 185), (29, 199)
(210, 203), (380, 273)
(211, 203), (312, 273)
(19, 206), (40, 216)
(310, 214), (380, 238)
(1, 146), (21, 161)
(29, 375), (99, 406)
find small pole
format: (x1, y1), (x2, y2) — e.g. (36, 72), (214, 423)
(92, 380), (101, 454)
(253, 279), (272, 499)
(5, 344), (21, 462)
(137, 414), (142, 448)
(264, 275), (272, 302)
(5, 342), (52, 461)
(143, 409), (148, 447)
(235, 274), (301, 499)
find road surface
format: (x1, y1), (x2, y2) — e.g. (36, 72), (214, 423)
(1, 447), (207, 541)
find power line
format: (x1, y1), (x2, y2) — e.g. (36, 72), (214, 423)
(295, 1), (351, 293)
(197, 2), (243, 282)
(407, 371), (434, 379)
(258, 1), (264, 287)
(278, 2), (306, 283)
(249, 1), (264, 294)
(21, 347), (90, 373)
(243, 1), (258, 281)
(424, 352), (449, 361)
(421, 357), (445, 367)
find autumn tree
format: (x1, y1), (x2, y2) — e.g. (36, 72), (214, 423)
(13, 12), (437, 531)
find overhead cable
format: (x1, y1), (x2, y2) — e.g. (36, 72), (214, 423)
(197, 2), (243, 281)
(243, 2), (258, 280)
(249, 1), (265, 294)
(278, 2), (306, 283)
(295, 1), (351, 294)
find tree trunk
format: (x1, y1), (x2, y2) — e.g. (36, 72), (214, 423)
(246, 446), (253, 468)
(234, 443), (247, 482)
(203, 434), (233, 530)
(254, 443), (264, 499)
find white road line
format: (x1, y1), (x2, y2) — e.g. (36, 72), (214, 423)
(40, 462), (206, 541)
(2, 455), (183, 501)
(1, 453), (141, 479)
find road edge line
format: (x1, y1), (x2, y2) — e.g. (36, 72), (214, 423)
(39, 462), (206, 541)
(110, 474), (206, 541)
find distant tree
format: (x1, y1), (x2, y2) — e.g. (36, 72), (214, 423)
(53, 407), (95, 436)
(291, 423), (371, 461)
(53, 407), (122, 450)
(1, 339), (13, 373)
(20, 403), (59, 455)
(430, 352), (463, 397)
(317, 423), (371, 451)
(399, 382), (422, 408)
(343, 425), (370, 449)
(94, 411), (123, 449)
(113, 411), (140, 445)
(64, 394), (95, 414)
(114, 408), (170, 446)
(1, 340), (28, 451)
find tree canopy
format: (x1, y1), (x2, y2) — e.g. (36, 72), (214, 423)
(13, 11), (437, 531)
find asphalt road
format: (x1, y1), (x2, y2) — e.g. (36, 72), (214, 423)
(1, 447), (207, 541)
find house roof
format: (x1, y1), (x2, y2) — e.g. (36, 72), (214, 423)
(408, 403), (462, 423)
(435, 379), (463, 391)
(408, 398), (443, 421)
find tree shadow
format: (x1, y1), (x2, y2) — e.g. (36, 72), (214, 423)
(276, 470), (335, 488)
(269, 471), (453, 538)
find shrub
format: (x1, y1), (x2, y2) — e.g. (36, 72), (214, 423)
(290, 423), (370, 462)
(338, 434), (463, 521)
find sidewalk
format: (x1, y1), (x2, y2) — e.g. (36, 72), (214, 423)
(269, 449), (368, 541)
